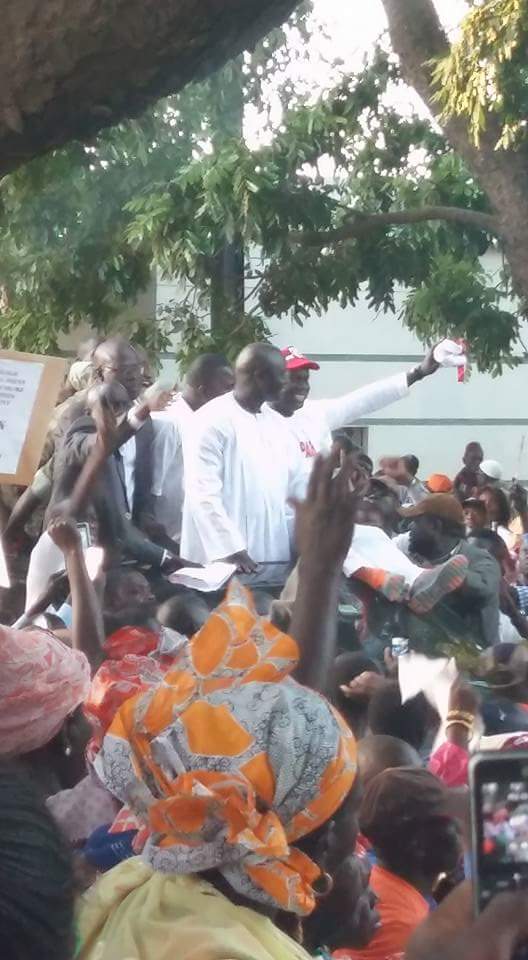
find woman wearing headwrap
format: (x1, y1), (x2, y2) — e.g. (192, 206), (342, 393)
(77, 452), (378, 959)
(335, 768), (462, 960)
(0, 517), (104, 800)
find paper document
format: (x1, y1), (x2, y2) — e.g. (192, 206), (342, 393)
(398, 652), (483, 751)
(169, 561), (236, 592)
(398, 652), (457, 721)
(0, 357), (43, 474)
(0, 349), (66, 485)
(0, 536), (9, 588)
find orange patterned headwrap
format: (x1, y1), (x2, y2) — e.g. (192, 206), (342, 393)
(96, 581), (356, 915)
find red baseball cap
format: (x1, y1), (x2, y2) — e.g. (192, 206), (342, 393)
(280, 346), (320, 371)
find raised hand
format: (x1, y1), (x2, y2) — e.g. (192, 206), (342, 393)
(291, 448), (367, 572)
(407, 881), (528, 960)
(290, 449), (367, 694)
(510, 482), (528, 516)
(47, 516), (82, 556)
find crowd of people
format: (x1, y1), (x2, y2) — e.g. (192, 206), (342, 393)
(2, 335), (528, 959)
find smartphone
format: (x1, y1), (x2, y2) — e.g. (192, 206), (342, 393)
(391, 637), (409, 658)
(76, 522), (93, 550)
(470, 751), (528, 913)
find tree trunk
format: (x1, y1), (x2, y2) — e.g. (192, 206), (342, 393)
(382, 0), (528, 308)
(210, 57), (245, 335)
(0, 0), (298, 177)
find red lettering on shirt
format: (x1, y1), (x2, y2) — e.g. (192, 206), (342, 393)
(299, 440), (317, 458)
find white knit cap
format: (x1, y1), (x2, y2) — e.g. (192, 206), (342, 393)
(480, 459), (503, 481)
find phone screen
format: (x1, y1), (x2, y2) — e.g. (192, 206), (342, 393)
(472, 752), (528, 912)
(76, 523), (92, 551)
(391, 638), (409, 658)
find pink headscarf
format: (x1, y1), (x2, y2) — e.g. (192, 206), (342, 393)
(0, 625), (90, 756)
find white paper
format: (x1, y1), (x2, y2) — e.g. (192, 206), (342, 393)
(399, 652), (457, 721)
(433, 339), (466, 368)
(0, 358), (43, 474)
(398, 652), (458, 751)
(168, 561), (236, 592)
(0, 536), (9, 588)
(398, 652), (484, 752)
(84, 546), (104, 582)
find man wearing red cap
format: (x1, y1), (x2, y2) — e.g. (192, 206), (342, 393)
(271, 346), (440, 479)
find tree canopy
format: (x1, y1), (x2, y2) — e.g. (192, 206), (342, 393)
(433, 0), (528, 149)
(1, 0), (528, 374)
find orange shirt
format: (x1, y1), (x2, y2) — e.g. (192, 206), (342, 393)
(334, 864), (429, 960)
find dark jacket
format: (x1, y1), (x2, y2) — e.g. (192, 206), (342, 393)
(456, 540), (501, 648)
(48, 413), (164, 566)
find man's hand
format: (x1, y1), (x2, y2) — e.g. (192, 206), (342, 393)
(135, 383), (174, 421)
(161, 554), (203, 573)
(48, 517), (82, 556)
(160, 555), (185, 575)
(291, 449), (367, 571)
(510, 482), (528, 516)
(223, 550), (258, 574)
(407, 881), (528, 960)
(407, 344), (441, 385)
(339, 671), (388, 699)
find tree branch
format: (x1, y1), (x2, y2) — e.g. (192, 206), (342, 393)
(0, 0), (299, 178)
(379, 0), (528, 310)
(290, 205), (500, 246)
(381, 0), (448, 109)
(380, 0), (504, 161)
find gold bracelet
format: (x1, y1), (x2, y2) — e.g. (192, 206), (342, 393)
(446, 711), (475, 724)
(446, 719), (473, 734)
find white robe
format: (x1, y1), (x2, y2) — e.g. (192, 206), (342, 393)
(181, 392), (304, 564)
(151, 396), (194, 541)
(281, 372), (410, 481)
(343, 523), (423, 586)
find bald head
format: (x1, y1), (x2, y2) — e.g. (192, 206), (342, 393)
(93, 336), (143, 400)
(358, 735), (421, 789)
(463, 441), (483, 471)
(234, 343), (286, 409)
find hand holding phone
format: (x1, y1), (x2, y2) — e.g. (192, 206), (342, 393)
(470, 750), (528, 960)
(406, 880), (528, 960)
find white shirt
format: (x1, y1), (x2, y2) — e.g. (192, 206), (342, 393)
(402, 478), (429, 507)
(119, 435), (136, 510)
(281, 372), (410, 480)
(344, 523), (422, 586)
(181, 392), (304, 564)
(151, 395), (194, 540)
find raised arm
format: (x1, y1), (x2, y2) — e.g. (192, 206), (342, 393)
(290, 452), (363, 694)
(511, 483), (528, 536)
(47, 518), (104, 673)
(316, 344), (441, 432)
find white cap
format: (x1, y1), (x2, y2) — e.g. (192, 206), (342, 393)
(480, 459), (503, 481)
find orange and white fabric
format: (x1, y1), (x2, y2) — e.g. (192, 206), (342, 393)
(95, 580), (357, 916)
(84, 625), (187, 754)
(0, 625), (90, 756)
